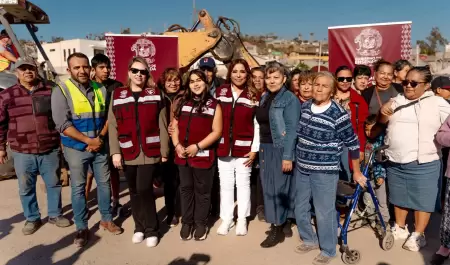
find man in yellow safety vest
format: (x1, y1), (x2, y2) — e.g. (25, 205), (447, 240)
(51, 52), (123, 248)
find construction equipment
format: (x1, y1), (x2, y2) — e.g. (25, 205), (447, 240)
(0, 0), (59, 89)
(163, 9), (260, 70)
(0, 1), (65, 183)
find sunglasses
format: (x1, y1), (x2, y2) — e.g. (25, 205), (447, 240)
(401, 80), (427, 88)
(130, 68), (149, 75)
(18, 65), (36, 71)
(337, 77), (353, 82)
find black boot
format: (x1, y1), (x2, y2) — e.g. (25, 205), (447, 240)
(260, 225), (285, 248)
(283, 219), (293, 238)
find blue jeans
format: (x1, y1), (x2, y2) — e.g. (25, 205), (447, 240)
(12, 149), (62, 222)
(339, 147), (351, 182)
(63, 146), (112, 230)
(294, 169), (339, 257)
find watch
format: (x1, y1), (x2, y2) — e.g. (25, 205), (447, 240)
(196, 143), (202, 152)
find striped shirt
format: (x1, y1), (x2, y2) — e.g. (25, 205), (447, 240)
(296, 100), (360, 174)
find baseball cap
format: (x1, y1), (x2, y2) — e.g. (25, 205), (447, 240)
(0, 30), (9, 40)
(199, 57), (216, 69)
(15, 57), (37, 69)
(431, 76), (450, 90)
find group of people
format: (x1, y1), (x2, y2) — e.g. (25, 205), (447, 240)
(3, 50), (450, 265)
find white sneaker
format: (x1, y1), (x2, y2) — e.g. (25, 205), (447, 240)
(146, 236), (159, 248)
(132, 232), (144, 244)
(216, 219), (235, 235)
(403, 232), (426, 252)
(235, 219), (248, 236)
(391, 224), (409, 240)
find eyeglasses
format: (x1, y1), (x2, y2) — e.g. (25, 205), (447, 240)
(337, 77), (353, 83)
(401, 80), (427, 88)
(130, 68), (149, 75)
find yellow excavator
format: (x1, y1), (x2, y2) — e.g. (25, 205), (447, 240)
(0, 1), (67, 184)
(163, 9), (260, 71)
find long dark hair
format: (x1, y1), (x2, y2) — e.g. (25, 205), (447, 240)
(225, 59), (258, 101)
(174, 69), (210, 118)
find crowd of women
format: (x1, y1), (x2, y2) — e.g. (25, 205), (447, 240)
(108, 55), (450, 265)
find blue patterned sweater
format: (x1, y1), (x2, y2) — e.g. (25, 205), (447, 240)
(296, 100), (360, 174)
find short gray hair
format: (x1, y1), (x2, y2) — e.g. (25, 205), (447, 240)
(313, 71), (337, 94)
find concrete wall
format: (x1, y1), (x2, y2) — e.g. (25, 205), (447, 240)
(37, 39), (106, 74)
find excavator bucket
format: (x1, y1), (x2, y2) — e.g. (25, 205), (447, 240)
(164, 9), (259, 70)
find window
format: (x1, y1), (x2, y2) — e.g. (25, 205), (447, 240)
(73, 48), (76, 53)
(49, 49), (55, 52)
(93, 49), (104, 55)
(68, 49), (71, 56)
(63, 49), (66, 61)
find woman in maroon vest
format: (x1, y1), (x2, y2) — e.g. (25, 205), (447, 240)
(215, 59), (260, 236)
(108, 57), (170, 248)
(172, 69), (223, 241)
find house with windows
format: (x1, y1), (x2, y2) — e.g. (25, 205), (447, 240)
(37, 39), (106, 74)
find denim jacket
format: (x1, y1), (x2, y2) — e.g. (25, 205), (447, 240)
(260, 86), (301, 161)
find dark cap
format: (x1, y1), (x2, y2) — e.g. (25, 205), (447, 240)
(0, 30), (9, 40)
(431, 76), (450, 90)
(15, 57), (37, 69)
(198, 57), (216, 69)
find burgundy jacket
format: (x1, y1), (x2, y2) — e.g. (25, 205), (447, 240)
(0, 81), (60, 154)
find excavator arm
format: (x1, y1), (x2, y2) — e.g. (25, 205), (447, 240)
(163, 9), (260, 71)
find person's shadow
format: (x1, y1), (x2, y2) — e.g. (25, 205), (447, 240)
(167, 253), (211, 265)
(5, 223), (101, 265)
(0, 212), (25, 240)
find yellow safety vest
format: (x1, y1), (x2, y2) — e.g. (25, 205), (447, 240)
(59, 79), (106, 150)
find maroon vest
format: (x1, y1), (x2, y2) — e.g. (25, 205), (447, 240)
(0, 82), (60, 154)
(215, 84), (258, 157)
(112, 86), (162, 161)
(174, 97), (218, 169)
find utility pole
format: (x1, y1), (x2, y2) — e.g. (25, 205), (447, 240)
(318, 41), (322, 71)
(192, 0), (196, 24)
(416, 42), (419, 66)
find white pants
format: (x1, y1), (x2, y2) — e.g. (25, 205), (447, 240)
(218, 156), (252, 220)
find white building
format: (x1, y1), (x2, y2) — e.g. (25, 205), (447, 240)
(37, 39), (106, 74)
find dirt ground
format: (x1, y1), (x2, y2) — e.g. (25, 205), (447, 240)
(0, 177), (442, 265)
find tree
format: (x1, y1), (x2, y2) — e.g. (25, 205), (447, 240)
(296, 61), (310, 70)
(417, 27), (448, 55)
(121, 28), (131, 34)
(51, 36), (64, 43)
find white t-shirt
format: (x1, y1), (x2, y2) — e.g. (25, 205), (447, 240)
(311, 101), (332, 114)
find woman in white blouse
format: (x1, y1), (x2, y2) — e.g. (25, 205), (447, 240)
(378, 66), (450, 252)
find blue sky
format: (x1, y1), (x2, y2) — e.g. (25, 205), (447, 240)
(10, 0), (450, 44)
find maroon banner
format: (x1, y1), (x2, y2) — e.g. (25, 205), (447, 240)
(105, 34), (178, 85)
(328, 22), (412, 74)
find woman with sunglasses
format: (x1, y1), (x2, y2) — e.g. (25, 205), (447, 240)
(378, 66), (450, 252)
(172, 69), (223, 241)
(108, 57), (170, 247)
(334, 66), (368, 181)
